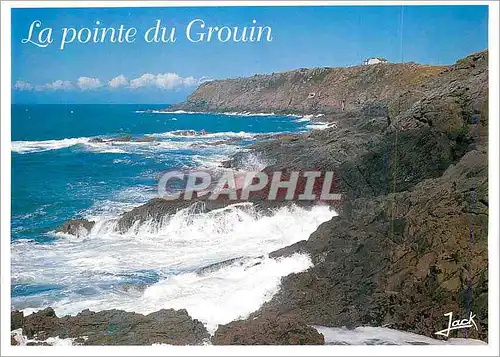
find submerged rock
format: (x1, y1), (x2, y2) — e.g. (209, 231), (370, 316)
(89, 135), (155, 143)
(109, 134), (132, 142)
(170, 129), (200, 136)
(133, 136), (156, 142)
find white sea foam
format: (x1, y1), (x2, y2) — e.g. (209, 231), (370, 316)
(236, 152), (271, 172)
(306, 121), (337, 130)
(11, 138), (90, 154)
(11, 328), (84, 346)
(144, 109), (302, 118)
(294, 114), (325, 123)
(148, 130), (256, 139)
(295, 115), (314, 122)
(11, 132), (246, 155)
(313, 326), (487, 345)
(12, 204), (335, 333)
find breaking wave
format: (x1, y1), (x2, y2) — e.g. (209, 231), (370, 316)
(11, 131), (254, 155)
(139, 109), (305, 118)
(11, 138), (91, 154)
(12, 203), (336, 333)
(149, 130), (257, 139)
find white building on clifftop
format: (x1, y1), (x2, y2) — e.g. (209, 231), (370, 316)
(362, 57), (388, 65)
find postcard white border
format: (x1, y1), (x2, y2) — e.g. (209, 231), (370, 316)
(1, 1), (499, 356)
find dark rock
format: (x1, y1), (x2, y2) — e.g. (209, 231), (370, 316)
(170, 130), (199, 136)
(213, 315), (324, 345)
(55, 219), (95, 236)
(90, 135), (155, 143)
(49, 50), (489, 343)
(133, 136), (156, 142)
(196, 257), (246, 275)
(23, 308), (62, 340)
(269, 241), (307, 259)
(225, 51), (488, 342)
(254, 150), (488, 341)
(116, 198), (197, 232)
(191, 140), (235, 148)
(115, 195), (274, 233)
(11, 310), (24, 330)
(109, 134), (132, 142)
(21, 308), (209, 345)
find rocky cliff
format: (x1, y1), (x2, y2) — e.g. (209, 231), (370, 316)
(47, 50), (488, 345)
(172, 62), (445, 115)
(214, 50), (489, 342)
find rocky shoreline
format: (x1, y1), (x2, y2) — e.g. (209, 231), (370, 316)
(12, 50), (488, 345)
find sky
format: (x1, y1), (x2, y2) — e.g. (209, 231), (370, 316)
(11, 5), (488, 104)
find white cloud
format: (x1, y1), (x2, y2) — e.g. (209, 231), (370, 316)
(14, 72), (200, 93)
(77, 77), (102, 90)
(156, 73), (197, 90)
(29, 80), (74, 91)
(13, 80), (33, 91)
(129, 73), (199, 90)
(43, 80), (74, 91)
(129, 73), (156, 89)
(109, 74), (129, 89)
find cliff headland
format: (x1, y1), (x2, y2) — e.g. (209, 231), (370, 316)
(16, 50), (488, 345)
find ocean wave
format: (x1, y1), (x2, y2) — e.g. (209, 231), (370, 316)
(140, 109), (302, 118)
(148, 130), (256, 139)
(314, 326), (487, 345)
(11, 133), (245, 155)
(12, 204), (335, 332)
(11, 138), (90, 154)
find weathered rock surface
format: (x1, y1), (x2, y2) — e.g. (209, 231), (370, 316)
(48, 50), (488, 344)
(115, 198), (234, 233)
(172, 62), (445, 115)
(55, 219), (95, 236)
(22, 308), (62, 341)
(20, 307), (209, 345)
(213, 315), (324, 345)
(11, 310), (24, 330)
(227, 50), (487, 203)
(260, 149), (487, 341)
(242, 51), (489, 342)
(89, 135), (156, 143)
(133, 136), (156, 142)
(208, 51), (488, 341)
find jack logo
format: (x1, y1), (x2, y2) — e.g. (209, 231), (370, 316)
(435, 311), (478, 337)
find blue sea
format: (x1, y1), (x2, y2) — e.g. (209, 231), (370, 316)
(11, 104), (334, 332)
